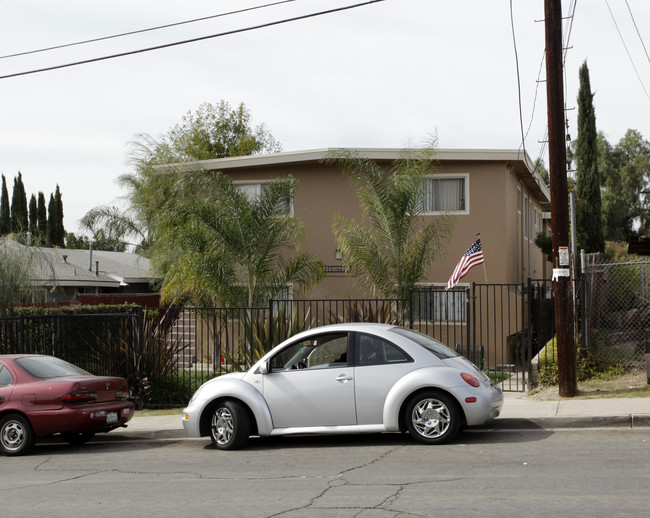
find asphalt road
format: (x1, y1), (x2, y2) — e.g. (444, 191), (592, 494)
(2, 429), (649, 518)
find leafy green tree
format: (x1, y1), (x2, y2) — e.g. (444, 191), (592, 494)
(81, 100), (280, 254)
(0, 237), (35, 315)
(155, 171), (323, 307)
(0, 175), (10, 235)
(163, 100), (282, 161)
(65, 228), (127, 252)
(64, 232), (90, 249)
(534, 158), (550, 187)
(575, 61), (604, 253)
(330, 145), (454, 300)
(10, 172), (28, 233)
(599, 129), (650, 240)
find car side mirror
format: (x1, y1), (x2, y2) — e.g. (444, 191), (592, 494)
(258, 361), (270, 375)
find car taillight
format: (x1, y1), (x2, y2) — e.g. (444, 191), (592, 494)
(115, 388), (129, 400)
(62, 390), (97, 404)
(461, 372), (480, 387)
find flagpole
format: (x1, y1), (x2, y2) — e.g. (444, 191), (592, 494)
(477, 233), (488, 283)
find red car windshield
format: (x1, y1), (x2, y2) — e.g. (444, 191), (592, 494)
(15, 356), (92, 379)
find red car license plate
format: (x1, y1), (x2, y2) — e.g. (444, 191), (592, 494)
(106, 411), (118, 424)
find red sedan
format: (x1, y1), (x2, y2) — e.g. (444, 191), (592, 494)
(0, 354), (134, 456)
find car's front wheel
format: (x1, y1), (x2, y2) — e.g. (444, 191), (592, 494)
(0, 414), (35, 456)
(404, 391), (461, 445)
(209, 400), (250, 450)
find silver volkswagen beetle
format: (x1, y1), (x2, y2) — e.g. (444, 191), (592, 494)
(182, 323), (503, 449)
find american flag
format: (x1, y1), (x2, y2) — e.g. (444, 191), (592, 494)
(445, 238), (484, 291)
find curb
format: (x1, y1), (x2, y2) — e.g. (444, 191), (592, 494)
(486, 415), (650, 430)
(105, 414), (650, 442)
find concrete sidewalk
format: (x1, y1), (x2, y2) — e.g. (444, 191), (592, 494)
(494, 392), (650, 429)
(111, 394), (650, 440)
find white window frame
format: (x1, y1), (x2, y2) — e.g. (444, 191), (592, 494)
(419, 173), (469, 215)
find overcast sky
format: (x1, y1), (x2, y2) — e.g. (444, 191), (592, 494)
(1, 0), (649, 236)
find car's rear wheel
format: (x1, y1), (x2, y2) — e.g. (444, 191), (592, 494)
(209, 400), (250, 450)
(62, 431), (96, 445)
(404, 391), (461, 445)
(0, 414), (35, 456)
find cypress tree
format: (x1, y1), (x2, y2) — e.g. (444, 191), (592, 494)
(0, 175), (9, 235)
(47, 194), (55, 246)
(10, 172), (28, 233)
(47, 188), (65, 247)
(53, 185), (64, 246)
(37, 192), (47, 241)
(28, 194), (37, 240)
(575, 61), (604, 253)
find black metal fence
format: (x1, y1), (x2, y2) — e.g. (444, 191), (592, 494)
(1, 286), (555, 406)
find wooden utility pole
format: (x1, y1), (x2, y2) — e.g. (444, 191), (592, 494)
(544, 0), (577, 397)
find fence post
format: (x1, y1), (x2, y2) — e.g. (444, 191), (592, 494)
(526, 278), (533, 383)
(19, 314), (25, 354)
(408, 290), (414, 329)
(269, 299), (274, 347)
(581, 250), (588, 350)
(471, 283), (477, 351)
(465, 287), (471, 356)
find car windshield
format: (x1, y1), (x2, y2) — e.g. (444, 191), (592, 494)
(15, 356), (92, 379)
(389, 327), (457, 360)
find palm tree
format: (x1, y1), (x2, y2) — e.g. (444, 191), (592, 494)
(330, 145), (454, 300)
(156, 170), (324, 307)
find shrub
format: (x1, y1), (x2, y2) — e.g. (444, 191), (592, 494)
(538, 336), (623, 386)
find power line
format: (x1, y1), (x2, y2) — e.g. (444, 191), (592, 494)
(0, 0), (385, 81)
(625, 0), (650, 63)
(509, 0), (527, 157)
(605, 0), (650, 102)
(524, 51), (545, 144)
(0, 0), (297, 60)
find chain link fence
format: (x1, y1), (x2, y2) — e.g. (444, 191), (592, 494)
(582, 257), (650, 369)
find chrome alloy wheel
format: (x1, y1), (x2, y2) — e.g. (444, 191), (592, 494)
(410, 397), (451, 439)
(211, 407), (235, 446)
(1, 419), (26, 452)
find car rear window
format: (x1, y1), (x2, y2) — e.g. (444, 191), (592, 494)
(389, 328), (458, 360)
(15, 356), (92, 379)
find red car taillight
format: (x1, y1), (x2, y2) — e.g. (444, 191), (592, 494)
(115, 388), (129, 400)
(461, 372), (480, 387)
(62, 390), (97, 404)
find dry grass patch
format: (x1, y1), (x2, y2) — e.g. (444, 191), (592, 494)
(528, 370), (650, 400)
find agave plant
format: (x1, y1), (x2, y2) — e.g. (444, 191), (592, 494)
(220, 306), (313, 372)
(327, 299), (403, 326)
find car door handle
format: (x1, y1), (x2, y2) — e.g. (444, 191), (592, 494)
(335, 374), (353, 382)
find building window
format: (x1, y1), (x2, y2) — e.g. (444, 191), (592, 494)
(517, 187), (522, 213)
(236, 181), (292, 214)
(524, 195), (529, 239)
(419, 175), (468, 213)
(412, 286), (467, 323)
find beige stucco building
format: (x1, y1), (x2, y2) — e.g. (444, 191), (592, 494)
(187, 148), (552, 300)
